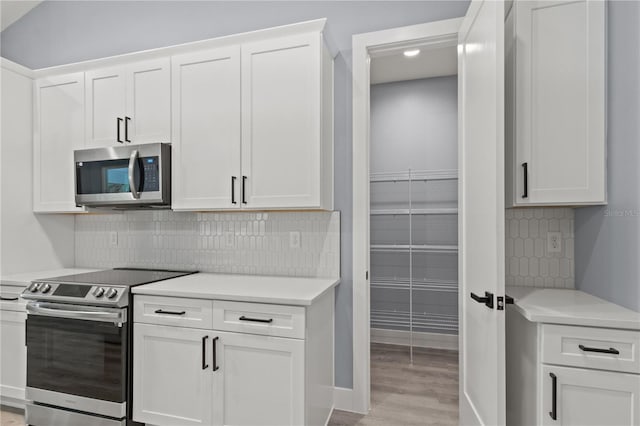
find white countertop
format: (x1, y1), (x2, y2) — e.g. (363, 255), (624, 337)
(0, 268), (100, 287)
(507, 286), (640, 330)
(132, 273), (340, 306)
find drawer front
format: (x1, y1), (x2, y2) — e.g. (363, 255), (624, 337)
(212, 300), (305, 339)
(0, 285), (27, 312)
(134, 295), (213, 329)
(542, 324), (640, 374)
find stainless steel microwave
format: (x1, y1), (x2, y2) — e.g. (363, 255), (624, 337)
(74, 143), (171, 208)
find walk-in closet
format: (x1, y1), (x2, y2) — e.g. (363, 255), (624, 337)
(369, 42), (459, 363)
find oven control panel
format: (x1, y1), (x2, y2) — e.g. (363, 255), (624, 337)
(22, 282), (129, 307)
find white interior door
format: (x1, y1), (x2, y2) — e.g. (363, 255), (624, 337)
(458, 0), (506, 425)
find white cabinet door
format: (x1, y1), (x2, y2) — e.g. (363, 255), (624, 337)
(241, 33), (323, 209)
(86, 59), (170, 147)
(541, 365), (640, 426)
(171, 47), (241, 210)
(512, 0), (605, 205)
(34, 73), (86, 213)
(458, 0), (507, 425)
(85, 66), (126, 147)
(126, 58), (171, 144)
(0, 310), (27, 403)
(133, 323), (212, 426)
(212, 331), (305, 426)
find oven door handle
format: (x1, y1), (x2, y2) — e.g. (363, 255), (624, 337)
(26, 301), (127, 325)
(128, 149), (140, 200)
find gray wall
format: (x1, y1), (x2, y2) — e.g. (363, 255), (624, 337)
(575, 1), (640, 312)
(370, 76), (458, 174)
(0, 0), (471, 389)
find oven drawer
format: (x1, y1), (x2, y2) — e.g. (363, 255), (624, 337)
(212, 300), (305, 339)
(541, 324), (640, 374)
(134, 296), (213, 329)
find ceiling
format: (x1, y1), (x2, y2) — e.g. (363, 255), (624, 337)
(1, 1), (41, 32)
(370, 44), (457, 85)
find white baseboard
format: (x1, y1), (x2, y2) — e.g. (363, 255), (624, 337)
(371, 328), (458, 351)
(333, 386), (355, 412)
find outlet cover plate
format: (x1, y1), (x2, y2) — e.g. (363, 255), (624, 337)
(547, 231), (562, 253)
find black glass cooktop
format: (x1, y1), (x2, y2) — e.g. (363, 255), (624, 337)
(39, 268), (197, 287)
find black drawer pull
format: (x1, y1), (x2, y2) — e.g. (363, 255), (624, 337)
(202, 336), (209, 370)
(231, 176), (237, 204)
(117, 117), (123, 143)
(579, 344), (620, 355)
(124, 116), (131, 142)
(212, 336), (219, 371)
(154, 309), (186, 316)
(239, 315), (273, 324)
(242, 176), (247, 204)
(0, 296), (19, 301)
(549, 372), (557, 420)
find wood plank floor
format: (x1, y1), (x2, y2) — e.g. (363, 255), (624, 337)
(329, 343), (459, 426)
(0, 343), (458, 426)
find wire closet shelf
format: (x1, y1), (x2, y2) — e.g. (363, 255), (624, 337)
(369, 168), (459, 364)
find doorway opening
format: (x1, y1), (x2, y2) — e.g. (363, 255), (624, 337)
(350, 17), (463, 417)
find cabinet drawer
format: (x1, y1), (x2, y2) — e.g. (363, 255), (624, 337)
(212, 300), (305, 339)
(134, 296), (213, 329)
(542, 324), (640, 374)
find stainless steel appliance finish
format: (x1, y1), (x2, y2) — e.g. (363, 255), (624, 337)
(26, 301), (127, 325)
(26, 388), (126, 419)
(74, 143), (171, 208)
(26, 403), (126, 426)
(24, 268), (197, 426)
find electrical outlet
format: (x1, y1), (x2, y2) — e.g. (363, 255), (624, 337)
(547, 232), (562, 253)
(289, 231), (301, 249)
(109, 231), (118, 247)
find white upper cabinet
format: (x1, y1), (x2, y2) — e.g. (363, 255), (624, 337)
(34, 73), (86, 213)
(85, 58), (170, 147)
(172, 27), (334, 211)
(241, 33), (333, 210)
(171, 47), (242, 210)
(506, 0), (606, 206)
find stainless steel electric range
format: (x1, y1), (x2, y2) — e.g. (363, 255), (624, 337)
(21, 268), (197, 426)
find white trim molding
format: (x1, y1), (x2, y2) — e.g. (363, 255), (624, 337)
(351, 17), (463, 415)
(371, 328), (459, 351)
(0, 57), (35, 79)
(333, 386), (355, 413)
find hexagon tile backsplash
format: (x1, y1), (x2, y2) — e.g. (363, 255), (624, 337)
(505, 207), (574, 288)
(75, 211), (340, 278)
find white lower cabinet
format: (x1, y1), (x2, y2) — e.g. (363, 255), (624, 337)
(541, 365), (640, 426)
(212, 331), (305, 426)
(507, 308), (640, 426)
(133, 323), (213, 425)
(133, 292), (334, 426)
(0, 286), (27, 407)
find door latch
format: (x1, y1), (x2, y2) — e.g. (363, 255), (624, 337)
(497, 294), (514, 310)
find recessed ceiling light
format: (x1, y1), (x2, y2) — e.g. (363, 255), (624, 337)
(403, 49), (420, 57)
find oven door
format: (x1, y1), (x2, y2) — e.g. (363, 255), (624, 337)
(25, 301), (128, 419)
(74, 143), (170, 207)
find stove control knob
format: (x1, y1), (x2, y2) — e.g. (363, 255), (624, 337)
(29, 282), (40, 293)
(40, 283), (52, 294)
(106, 288), (118, 299)
(93, 287), (105, 298)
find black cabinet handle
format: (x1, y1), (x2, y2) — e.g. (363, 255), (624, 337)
(125, 116), (131, 142)
(578, 344), (620, 355)
(522, 162), (528, 198)
(154, 309), (186, 316)
(470, 291), (494, 309)
(231, 176), (237, 204)
(117, 118), (123, 143)
(202, 336), (209, 370)
(242, 176), (247, 204)
(212, 336), (219, 371)
(0, 296), (19, 301)
(239, 315), (273, 324)
(549, 372), (557, 420)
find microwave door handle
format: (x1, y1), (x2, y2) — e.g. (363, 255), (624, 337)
(128, 149), (140, 199)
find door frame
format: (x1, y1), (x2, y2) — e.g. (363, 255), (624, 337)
(350, 17), (463, 414)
